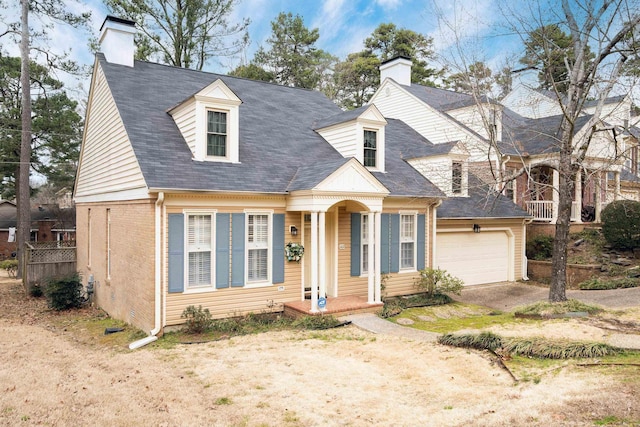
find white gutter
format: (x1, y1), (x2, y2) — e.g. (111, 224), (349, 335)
(129, 191), (165, 350)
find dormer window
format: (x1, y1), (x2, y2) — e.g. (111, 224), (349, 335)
(207, 111), (227, 157)
(452, 162), (462, 194)
(364, 130), (377, 167)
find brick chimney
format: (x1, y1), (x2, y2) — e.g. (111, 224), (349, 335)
(380, 56), (412, 86)
(99, 16), (136, 67)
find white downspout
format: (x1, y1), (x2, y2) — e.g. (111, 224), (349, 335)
(431, 199), (443, 268)
(522, 217), (533, 281)
(129, 191), (164, 350)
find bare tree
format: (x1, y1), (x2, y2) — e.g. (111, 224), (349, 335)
(433, 0), (640, 302)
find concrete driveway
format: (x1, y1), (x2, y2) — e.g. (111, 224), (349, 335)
(453, 281), (640, 311)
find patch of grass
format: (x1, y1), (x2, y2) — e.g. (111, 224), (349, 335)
(593, 415), (637, 425)
(379, 293), (452, 318)
(514, 300), (603, 316)
(51, 311), (146, 350)
(579, 277), (640, 290)
(292, 315), (344, 330)
(215, 397), (233, 405)
(438, 331), (503, 350)
(393, 303), (532, 334)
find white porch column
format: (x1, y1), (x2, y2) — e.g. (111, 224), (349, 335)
(310, 211), (319, 313)
(367, 212), (375, 304)
(374, 211), (382, 303)
(318, 211), (326, 304)
(614, 171), (621, 201)
(595, 172), (602, 223)
(574, 169), (583, 223)
(552, 169), (559, 223)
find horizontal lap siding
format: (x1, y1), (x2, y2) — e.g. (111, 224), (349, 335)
(437, 219), (525, 281)
(76, 64), (147, 197)
(164, 198), (301, 325)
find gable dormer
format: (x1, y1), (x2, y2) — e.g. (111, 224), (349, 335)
(168, 79), (242, 163)
(406, 141), (470, 197)
(314, 105), (387, 172)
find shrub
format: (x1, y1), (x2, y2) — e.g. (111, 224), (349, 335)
(601, 200), (640, 250)
(292, 315), (342, 330)
(414, 268), (463, 296)
(526, 235), (554, 260)
(181, 305), (213, 334)
(579, 277), (640, 290)
(44, 273), (84, 310)
(0, 259), (18, 278)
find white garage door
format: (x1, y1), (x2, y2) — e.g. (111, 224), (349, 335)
(436, 231), (510, 286)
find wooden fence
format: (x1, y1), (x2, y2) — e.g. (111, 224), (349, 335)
(23, 241), (76, 293)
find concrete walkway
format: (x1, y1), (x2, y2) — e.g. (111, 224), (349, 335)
(340, 282), (640, 350)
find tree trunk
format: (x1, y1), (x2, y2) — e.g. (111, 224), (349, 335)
(17, 0), (31, 280)
(549, 131), (575, 302)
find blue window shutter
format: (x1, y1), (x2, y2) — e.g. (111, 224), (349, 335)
(168, 214), (184, 293)
(272, 214), (285, 284)
(390, 214), (400, 273)
(350, 213), (361, 277)
(417, 214), (426, 271)
(216, 213), (230, 288)
(231, 213), (245, 287)
(380, 214), (390, 274)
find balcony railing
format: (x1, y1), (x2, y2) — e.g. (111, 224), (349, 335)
(526, 201), (553, 221)
(526, 200), (582, 222)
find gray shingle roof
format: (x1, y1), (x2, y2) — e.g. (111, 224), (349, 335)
(97, 55), (442, 198)
(438, 174), (531, 219)
(500, 108), (593, 156)
(312, 105), (372, 130)
(403, 84), (496, 111)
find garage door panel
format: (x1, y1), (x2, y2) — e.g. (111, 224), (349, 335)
(436, 231), (509, 286)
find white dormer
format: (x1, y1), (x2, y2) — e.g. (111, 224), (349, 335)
(407, 142), (470, 197)
(315, 105), (387, 173)
(380, 56), (412, 86)
(168, 79), (242, 163)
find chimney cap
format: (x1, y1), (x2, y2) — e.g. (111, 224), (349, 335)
(380, 55), (412, 66)
(100, 15), (136, 32)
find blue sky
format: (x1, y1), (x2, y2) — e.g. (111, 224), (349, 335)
(0, 0), (529, 97)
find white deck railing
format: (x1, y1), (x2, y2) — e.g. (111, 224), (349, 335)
(526, 200), (582, 222)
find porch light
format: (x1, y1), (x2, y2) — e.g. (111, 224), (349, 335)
(473, 224), (481, 233)
(290, 225), (298, 236)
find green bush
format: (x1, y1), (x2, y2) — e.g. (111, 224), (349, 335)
(44, 274), (84, 310)
(526, 235), (554, 260)
(0, 259), (18, 278)
(414, 268), (464, 296)
(579, 277), (640, 290)
(181, 305), (213, 334)
(601, 200), (640, 250)
(292, 315), (342, 330)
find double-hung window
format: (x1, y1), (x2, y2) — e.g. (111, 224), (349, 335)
(247, 213), (270, 282)
(364, 130), (377, 168)
(452, 162), (462, 195)
(400, 214), (416, 270)
(187, 214), (213, 288)
(207, 110), (227, 157)
(361, 214), (369, 274)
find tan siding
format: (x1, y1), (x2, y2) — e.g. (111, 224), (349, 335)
(437, 218), (525, 281)
(76, 201), (156, 332)
(163, 195), (302, 325)
(76, 65), (147, 197)
(171, 101), (197, 154)
(317, 125), (358, 158)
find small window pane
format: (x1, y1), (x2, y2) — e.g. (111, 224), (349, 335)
(452, 162), (462, 194)
(364, 130), (377, 167)
(248, 248), (268, 281)
(401, 242), (414, 269)
(189, 252), (211, 286)
(207, 111), (227, 157)
(362, 244), (369, 274)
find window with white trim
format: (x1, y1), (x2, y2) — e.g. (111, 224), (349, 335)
(207, 110), (227, 157)
(247, 213), (270, 282)
(361, 214), (369, 274)
(364, 130), (377, 168)
(400, 214), (416, 270)
(452, 162), (462, 195)
(187, 214), (214, 288)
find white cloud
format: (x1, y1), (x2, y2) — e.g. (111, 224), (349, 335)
(375, 0), (402, 9)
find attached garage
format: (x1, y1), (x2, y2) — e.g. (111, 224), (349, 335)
(436, 230), (512, 286)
